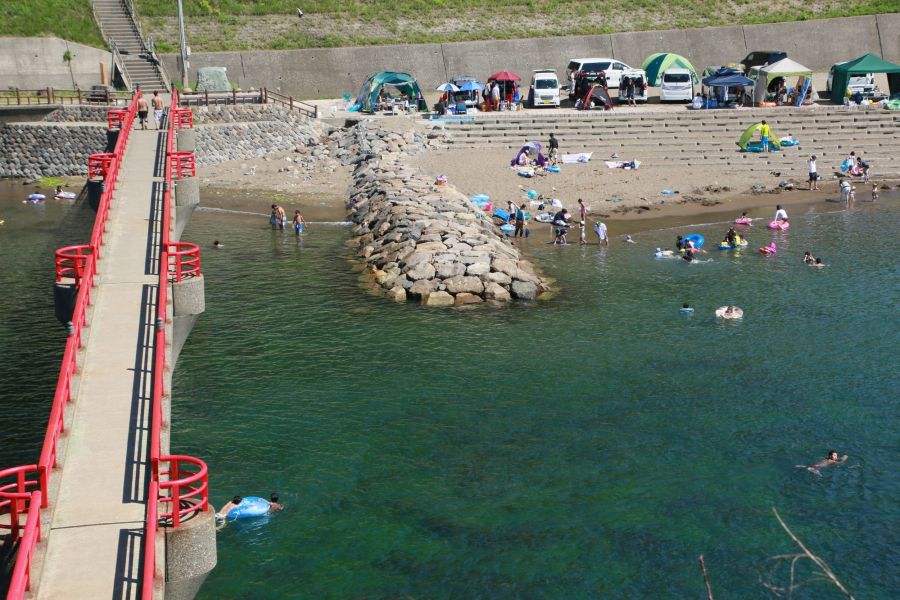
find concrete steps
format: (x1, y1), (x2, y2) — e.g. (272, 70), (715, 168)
(91, 0), (168, 90)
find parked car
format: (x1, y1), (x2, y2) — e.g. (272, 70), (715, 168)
(659, 68), (694, 102)
(740, 51), (787, 73)
(617, 68), (649, 103)
(826, 65), (878, 98)
(527, 69), (561, 107)
(566, 57), (631, 99)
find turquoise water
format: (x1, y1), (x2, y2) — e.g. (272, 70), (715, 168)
(171, 201), (898, 599)
(2, 187), (897, 598)
(0, 185), (95, 467)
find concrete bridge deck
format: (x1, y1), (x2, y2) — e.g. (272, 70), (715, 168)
(35, 114), (167, 599)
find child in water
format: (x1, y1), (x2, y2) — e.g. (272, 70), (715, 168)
(804, 450), (847, 474)
(803, 251), (815, 264)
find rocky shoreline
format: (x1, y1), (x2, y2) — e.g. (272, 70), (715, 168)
(342, 121), (550, 305)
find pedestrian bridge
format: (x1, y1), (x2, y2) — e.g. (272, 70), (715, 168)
(1, 91), (215, 600)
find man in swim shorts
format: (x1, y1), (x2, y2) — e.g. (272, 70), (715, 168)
(137, 95), (149, 130)
(151, 91), (164, 129)
(292, 210), (305, 236)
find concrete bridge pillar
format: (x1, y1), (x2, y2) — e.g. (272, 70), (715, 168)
(176, 128), (196, 153)
(173, 176), (200, 242)
(87, 177), (104, 211)
(171, 273), (205, 365)
(162, 507), (217, 600)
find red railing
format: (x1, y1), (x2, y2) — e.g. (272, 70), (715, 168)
(107, 109), (128, 130)
(54, 245), (93, 285)
(167, 242), (201, 282)
(5, 491), (42, 599)
(168, 151), (196, 179)
(0, 92), (141, 600)
(141, 88), (209, 600)
(87, 153), (115, 179)
(158, 456), (209, 527)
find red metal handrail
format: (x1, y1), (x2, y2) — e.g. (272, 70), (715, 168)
(107, 109), (128, 130)
(87, 152), (115, 179)
(0, 465), (40, 541)
(167, 242), (201, 282)
(157, 455), (209, 528)
(54, 244), (93, 285)
(172, 107), (194, 129)
(168, 151), (196, 179)
(5, 491), (42, 599)
(141, 88), (210, 599)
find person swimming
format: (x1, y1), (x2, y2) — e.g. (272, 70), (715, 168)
(724, 228), (737, 245)
(813, 257), (826, 269)
(680, 303), (694, 313)
(804, 450), (847, 474)
(803, 251), (815, 264)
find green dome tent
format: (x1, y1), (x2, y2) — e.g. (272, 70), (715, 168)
(641, 53), (699, 87)
(353, 71), (423, 114)
(829, 53), (900, 103)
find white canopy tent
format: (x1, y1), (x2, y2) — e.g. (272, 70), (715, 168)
(751, 58), (818, 105)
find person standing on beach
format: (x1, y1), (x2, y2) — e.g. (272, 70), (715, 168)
(807, 155), (819, 190)
(548, 133), (559, 163)
(292, 210), (305, 236)
(137, 95), (149, 130)
(492, 82), (501, 111)
(759, 120), (771, 152)
(513, 204), (526, 238)
(151, 91), (164, 130)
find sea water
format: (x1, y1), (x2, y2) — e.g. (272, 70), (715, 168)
(2, 190), (897, 598)
(174, 201), (898, 599)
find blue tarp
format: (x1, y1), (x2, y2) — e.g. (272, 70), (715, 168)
(702, 72), (754, 87)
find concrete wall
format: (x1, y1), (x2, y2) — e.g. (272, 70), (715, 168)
(0, 37), (111, 89)
(161, 14), (899, 99)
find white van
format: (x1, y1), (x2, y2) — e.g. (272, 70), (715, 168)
(528, 70), (561, 107)
(617, 68), (649, 103)
(566, 57), (632, 99)
(659, 68), (694, 102)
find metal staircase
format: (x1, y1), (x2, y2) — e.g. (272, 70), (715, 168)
(92, 0), (169, 91)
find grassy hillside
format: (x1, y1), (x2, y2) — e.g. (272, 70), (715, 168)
(133, 0), (894, 52)
(1, 0), (105, 48)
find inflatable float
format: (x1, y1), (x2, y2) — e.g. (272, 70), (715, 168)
(767, 220), (790, 231)
(55, 191), (77, 200)
(683, 233), (704, 249)
(679, 307), (695, 314)
(759, 243), (777, 255)
(499, 223), (516, 234)
(535, 213), (554, 223)
(226, 496), (270, 519)
(715, 306), (744, 319)
(734, 217), (753, 226)
(718, 236), (748, 250)
(27, 193), (46, 202)
(544, 165), (561, 173)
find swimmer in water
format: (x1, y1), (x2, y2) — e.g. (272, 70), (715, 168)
(813, 258), (826, 269)
(804, 450), (847, 474)
(216, 493), (283, 523)
(803, 251), (815, 264)
(680, 303), (694, 313)
(213, 240), (224, 249)
(625, 235), (635, 243)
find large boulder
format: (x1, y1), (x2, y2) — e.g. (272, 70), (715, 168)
(511, 280), (538, 300)
(387, 286), (407, 302)
(406, 261), (436, 281)
(484, 282), (511, 302)
(409, 278), (438, 298)
(482, 271), (512, 285)
(454, 293), (483, 305)
(435, 261), (466, 279)
(465, 262), (490, 276)
(423, 291), (455, 306)
(444, 275), (484, 295)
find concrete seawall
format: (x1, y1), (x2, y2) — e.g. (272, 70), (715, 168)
(161, 13), (900, 99)
(0, 37), (111, 90)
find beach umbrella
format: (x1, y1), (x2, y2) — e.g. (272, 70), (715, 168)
(489, 71), (522, 82)
(458, 80), (484, 92)
(436, 82), (460, 92)
(641, 53), (699, 86)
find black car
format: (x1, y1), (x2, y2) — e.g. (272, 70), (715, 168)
(740, 51), (787, 73)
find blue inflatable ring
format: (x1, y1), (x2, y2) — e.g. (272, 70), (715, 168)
(226, 496), (270, 519)
(684, 233), (704, 249)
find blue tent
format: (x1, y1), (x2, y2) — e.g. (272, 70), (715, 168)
(352, 71), (423, 114)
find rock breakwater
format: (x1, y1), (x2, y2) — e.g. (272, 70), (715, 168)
(344, 122), (548, 305)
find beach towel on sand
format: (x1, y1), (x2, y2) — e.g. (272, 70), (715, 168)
(562, 152), (593, 164)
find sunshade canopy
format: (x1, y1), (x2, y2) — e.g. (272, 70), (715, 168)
(830, 53), (900, 102)
(750, 59), (814, 104)
(489, 71), (522, 82)
(641, 53), (699, 86)
(353, 71), (423, 113)
(702, 71), (754, 87)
